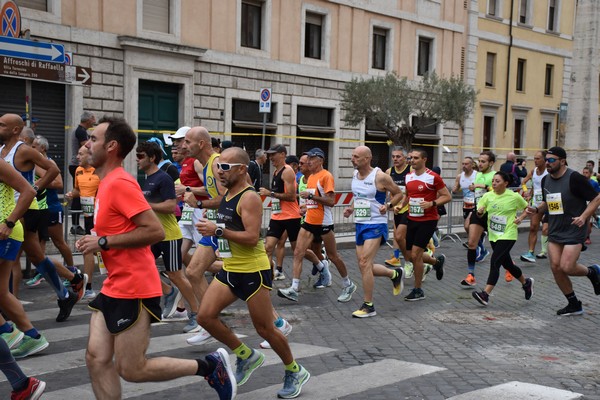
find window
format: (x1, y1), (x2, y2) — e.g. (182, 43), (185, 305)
(417, 37), (433, 76)
(483, 115), (494, 149)
(548, 0), (557, 31)
(14, 0), (47, 11)
(516, 58), (526, 92)
(305, 12), (323, 59)
(542, 121), (552, 149)
(143, 0), (170, 33)
(514, 118), (524, 152)
(241, 1), (262, 49)
(487, 0), (497, 16)
(519, 0), (529, 24)
(232, 99), (276, 158)
(296, 106), (334, 165)
(485, 52), (496, 87)
(372, 28), (388, 70)
(544, 64), (554, 96)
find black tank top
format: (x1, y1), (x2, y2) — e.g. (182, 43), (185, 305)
(271, 166), (286, 193)
(389, 164), (410, 187)
(217, 186), (254, 232)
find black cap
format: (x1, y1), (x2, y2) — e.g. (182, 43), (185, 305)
(286, 155), (299, 164)
(266, 144), (287, 154)
(221, 140), (233, 149)
(303, 147), (325, 158)
(547, 146), (567, 159)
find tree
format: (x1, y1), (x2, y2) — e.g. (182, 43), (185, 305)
(341, 72), (477, 151)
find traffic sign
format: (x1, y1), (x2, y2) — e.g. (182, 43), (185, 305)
(0, 56), (92, 85)
(1, 1), (20, 38)
(259, 88), (271, 113)
(0, 35), (65, 63)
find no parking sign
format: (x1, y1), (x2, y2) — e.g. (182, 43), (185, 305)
(259, 88), (271, 113)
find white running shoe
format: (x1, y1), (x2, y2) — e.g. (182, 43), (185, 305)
(186, 328), (213, 345)
(162, 310), (188, 322)
(260, 319), (293, 349)
(274, 270), (286, 281)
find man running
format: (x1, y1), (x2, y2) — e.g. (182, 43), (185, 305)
(344, 146), (404, 317)
(520, 151), (549, 262)
(197, 147), (310, 399)
(77, 116), (235, 400)
(526, 147), (600, 316)
(401, 149), (449, 301)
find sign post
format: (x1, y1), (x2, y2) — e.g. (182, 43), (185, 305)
(259, 88), (271, 151)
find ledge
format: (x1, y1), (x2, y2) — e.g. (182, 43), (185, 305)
(118, 36), (205, 59)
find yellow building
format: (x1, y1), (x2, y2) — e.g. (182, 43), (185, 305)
(469, 0), (575, 165)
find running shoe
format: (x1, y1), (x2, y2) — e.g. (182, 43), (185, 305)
(25, 273), (45, 287)
(235, 349), (265, 386)
(274, 270), (286, 281)
(460, 273), (476, 289)
(535, 252), (547, 259)
(161, 309), (188, 322)
(277, 365), (310, 399)
(403, 261), (414, 279)
(314, 263), (332, 288)
(71, 273), (88, 302)
(384, 256), (402, 268)
(337, 281), (357, 303)
(83, 289), (97, 301)
(520, 251), (536, 263)
(505, 270), (514, 282)
(186, 327), (213, 345)
(404, 288), (425, 301)
(433, 254), (445, 280)
(523, 277), (534, 300)
(260, 318), (292, 349)
(391, 267), (404, 296)
(311, 259), (327, 276)
(588, 264), (600, 295)
(422, 264), (432, 281)
(475, 248), (489, 263)
(162, 286), (182, 319)
(205, 348), (236, 400)
(11, 334), (49, 359)
(56, 290), (78, 322)
(277, 287), (299, 302)
(352, 302), (376, 318)
(556, 301), (584, 316)
(1, 326), (23, 349)
(472, 290), (489, 306)
(10, 377), (46, 400)
(183, 312), (201, 333)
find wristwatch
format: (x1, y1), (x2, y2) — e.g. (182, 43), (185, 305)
(271, 191), (276, 198)
(215, 227), (224, 237)
(32, 184), (39, 192)
(196, 200), (203, 209)
(98, 236), (109, 251)
(3, 219), (15, 229)
(185, 186), (192, 192)
(308, 193), (314, 200)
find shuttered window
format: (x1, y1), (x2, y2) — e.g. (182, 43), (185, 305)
(485, 52), (496, 87)
(143, 0), (170, 33)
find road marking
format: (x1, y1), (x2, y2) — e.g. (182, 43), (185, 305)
(242, 359), (446, 400)
(42, 343), (336, 399)
(446, 381), (583, 400)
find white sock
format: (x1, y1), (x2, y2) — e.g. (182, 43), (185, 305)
(291, 279), (300, 291)
(342, 276), (351, 287)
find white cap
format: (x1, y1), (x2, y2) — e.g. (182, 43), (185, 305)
(169, 126), (191, 140)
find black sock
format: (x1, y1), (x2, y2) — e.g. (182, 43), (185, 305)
(565, 292), (578, 305)
(196, 358), (214, 377)
(276, 266), (282, 272)
(70, 273), (83, 285)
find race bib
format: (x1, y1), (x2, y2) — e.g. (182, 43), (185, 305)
(489, 215), (507, 234)
(180, 205), (194, 225)
(533, 190), (543, 207)
(409, 198), (425, 217)
(271, 197), (281, 214)
(463, 193), (475, 209)
(474, 188), (485, 205)
(353, 198), (371, 222)
(205, 208), (218, 222)
(216, 223), (232, 258)
(306, 189), (318, 209)
(81, 196), (95, 217)
(546, 193), (564, 215)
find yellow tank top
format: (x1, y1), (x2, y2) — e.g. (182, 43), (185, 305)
(0, 179), (24, 241)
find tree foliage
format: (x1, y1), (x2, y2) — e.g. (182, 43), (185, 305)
(341, 72), (477, 151)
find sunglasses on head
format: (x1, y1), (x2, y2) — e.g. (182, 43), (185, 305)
(545, 157), (559, 163)
(217, 162), (243, 171)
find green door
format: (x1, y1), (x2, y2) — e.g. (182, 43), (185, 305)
(137, 80), (180, 183)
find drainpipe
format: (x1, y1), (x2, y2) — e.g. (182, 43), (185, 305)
(503, 0), (515, 136)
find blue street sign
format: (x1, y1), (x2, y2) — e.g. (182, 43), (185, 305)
(0, 35), (64, 63)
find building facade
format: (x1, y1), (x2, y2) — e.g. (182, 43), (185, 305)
(1, 0), (469, 188)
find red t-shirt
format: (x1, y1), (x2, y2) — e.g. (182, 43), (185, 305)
(93, 167), (162, 299)
(179, 157), (206, 201)
(405, 168), (445, 221)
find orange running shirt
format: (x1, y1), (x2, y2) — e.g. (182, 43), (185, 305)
(305, 169), (335, 226)
(93, 167), (162, 299)
(74, 166), (100, 197)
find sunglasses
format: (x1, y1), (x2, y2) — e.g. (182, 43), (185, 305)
(545, 157), (560, 163)
(136, 153), (146, 160)
(217, 162), (243, 171)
